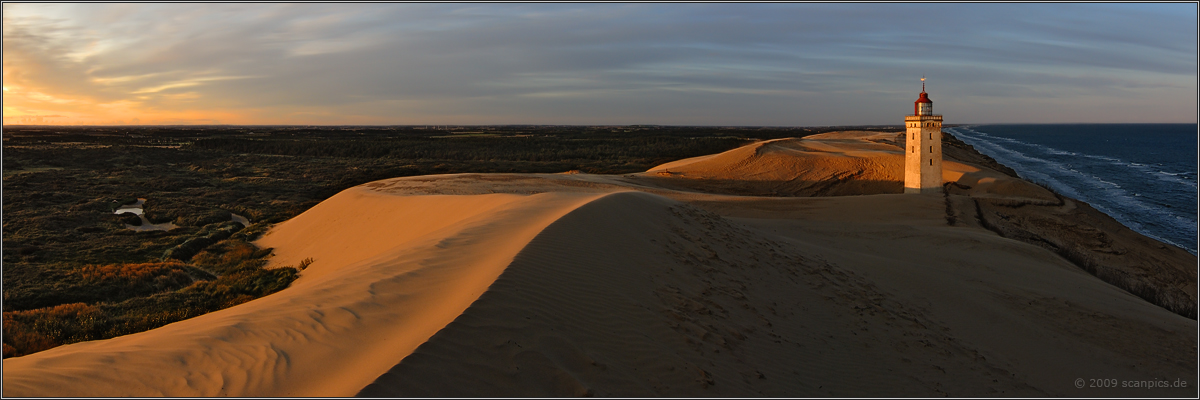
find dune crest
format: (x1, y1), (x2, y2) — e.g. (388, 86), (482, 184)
(2, 187), (616, 396)
(646, 137), (904, 196)
(646, 135), (1057, 206)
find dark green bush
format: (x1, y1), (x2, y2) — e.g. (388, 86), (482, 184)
(3, 303), (106, 357)
(1, 262), (197, 312)
(118, 212), (141, 226)
(3, 257), (299, 358)
(162, 237), (213, 261)
(230, 222), (272, 242)
(174, 208), (232, 227)
(161, 221), (244, 261)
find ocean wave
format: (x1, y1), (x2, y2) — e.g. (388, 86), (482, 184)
(1046, 148), (1078, 156)
(1129, 163), (1198, 189)
(948, 126), (1197, 255)
(958, 127), (1197, 189)
(954, 128), (1197, 189)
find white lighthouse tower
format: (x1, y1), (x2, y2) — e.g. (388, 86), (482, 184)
(904, 77), (943, 194)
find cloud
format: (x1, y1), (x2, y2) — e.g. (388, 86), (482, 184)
(2, 3), (1195, 125)
(129, 76), (259, 94)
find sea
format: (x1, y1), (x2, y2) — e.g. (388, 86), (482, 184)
(946, 124), (1198, 255)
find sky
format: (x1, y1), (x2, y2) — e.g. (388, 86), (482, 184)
(2, 3), (1196, 126)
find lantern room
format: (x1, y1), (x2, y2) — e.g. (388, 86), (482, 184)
(914, 78), (933, 116)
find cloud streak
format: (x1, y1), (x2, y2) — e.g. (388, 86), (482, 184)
(3, 3), (1195, 125)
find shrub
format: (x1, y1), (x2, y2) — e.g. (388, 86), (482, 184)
(174, 208), (232, 227)
(251, 247), (274, 259)
(118, 212), (141, 226)
(213, 267), (298, 297)
(3, 262), (196, 312)
(142, 198), (190, 225)
(192, 241), (254, 266)
(162, 237), (213, 261)
(192, 240), (270, 275)
(80, 262), (192, 286)
(2, 257), (299, 358)
(161, 222), (244, 261)
(230, 222), (272, 242)
(3, 303), (108, 358)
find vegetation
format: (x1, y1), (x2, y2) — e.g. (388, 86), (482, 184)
(2, 124), (899, 358)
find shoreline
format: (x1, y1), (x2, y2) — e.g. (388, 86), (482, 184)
(941, 131), (1197, 319)
(948, 124), (1197, 256)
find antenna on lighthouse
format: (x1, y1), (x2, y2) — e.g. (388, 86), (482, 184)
(921, 75), (925, 92)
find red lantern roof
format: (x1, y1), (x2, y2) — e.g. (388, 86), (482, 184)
(915, 91), (932, 103)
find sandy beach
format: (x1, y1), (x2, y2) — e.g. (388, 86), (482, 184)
(4, 132), (1195, 397)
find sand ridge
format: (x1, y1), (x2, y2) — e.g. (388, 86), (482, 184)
(3, 187), (619, 396)
(3, 133), (1195, 397)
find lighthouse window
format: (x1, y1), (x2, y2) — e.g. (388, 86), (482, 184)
(930, 159), (933, 166)
(930, 146), (933, 153)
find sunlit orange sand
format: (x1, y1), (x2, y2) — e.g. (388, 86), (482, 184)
(4, 133), (1195, 397)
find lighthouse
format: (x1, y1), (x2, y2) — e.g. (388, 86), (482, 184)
(904, 77), (943, 194)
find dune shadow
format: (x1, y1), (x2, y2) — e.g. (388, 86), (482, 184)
(631, 175), (904, 198)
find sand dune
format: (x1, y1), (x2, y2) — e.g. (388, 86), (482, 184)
(643, 133), (1052, 204)
(2, 187), (612, 396)
(4, 133), (1195, 397)
(360, 192), (1042, 396)
(646, 137), (907, 196)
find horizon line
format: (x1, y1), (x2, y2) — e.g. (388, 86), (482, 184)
(4, 122), (1196, 129)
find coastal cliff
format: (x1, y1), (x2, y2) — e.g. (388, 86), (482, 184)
(942, 132), (1197, 319)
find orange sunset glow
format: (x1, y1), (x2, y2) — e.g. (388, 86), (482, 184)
(0, 77), (376, 126)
